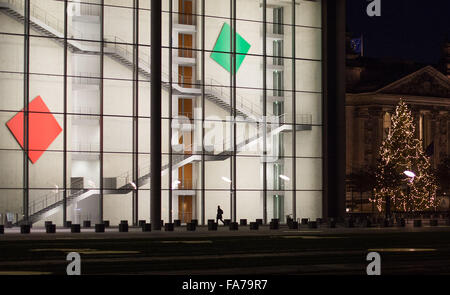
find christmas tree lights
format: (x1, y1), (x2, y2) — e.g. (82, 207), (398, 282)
(372, 99), (439, 214)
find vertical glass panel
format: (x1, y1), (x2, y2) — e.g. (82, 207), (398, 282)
(29, 150), (64, 220)
(0, 150), (23, 189)
(104, 79), (132, 116)
(0, 190), (22, 225)
(205, 190), (230, 223)
(103, 152), (133, 224)
(0, 72), (23, 111)
(296, 191), (322, 220)
(30, 0), (65, 37)
(296, 158), (322, 190)
(0, 0), (26, 34)
(0, 34), (24, 73)
(104, 0), (133, 44)
(295, 59), (322, 93)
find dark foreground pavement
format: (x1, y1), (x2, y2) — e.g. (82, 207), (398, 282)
(1, 224), (450, 275)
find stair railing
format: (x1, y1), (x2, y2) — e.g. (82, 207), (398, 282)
(5, 0), (272, 122)
(203, 77), (262, 119)
(4, 0), (93, 39)
(18, 177), (86, 218)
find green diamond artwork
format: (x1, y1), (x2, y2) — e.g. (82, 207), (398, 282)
(210, 23), (251, 74)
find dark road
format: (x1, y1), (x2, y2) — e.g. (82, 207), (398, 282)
(1, 225), (450, 275)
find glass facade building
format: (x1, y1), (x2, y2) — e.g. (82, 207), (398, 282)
(0, 0), (345, 227)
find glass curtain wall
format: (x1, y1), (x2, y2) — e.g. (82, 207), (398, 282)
(0, 0), (322, 227)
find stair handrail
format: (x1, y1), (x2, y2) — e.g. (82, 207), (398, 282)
(4, 0), (99, 40)
(30, 190), (64, 216)
(204, 77), (262, 119)
(6, 0), (272, 122)
(105, 35), (151, 69)
(24, 177), (85, 216)
(103, 35), (262, 120)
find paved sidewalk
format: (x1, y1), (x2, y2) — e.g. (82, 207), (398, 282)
(2, 222), (450, 241)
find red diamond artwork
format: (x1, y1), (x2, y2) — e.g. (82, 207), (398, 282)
(6, 96), (62, 164)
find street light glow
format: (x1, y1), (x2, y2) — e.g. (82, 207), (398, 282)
(222, 176), (232, 183)
(404, 170), (416, 178)
(279, 175), (290, 181)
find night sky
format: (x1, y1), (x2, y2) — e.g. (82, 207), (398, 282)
(346, 0), (450, 64)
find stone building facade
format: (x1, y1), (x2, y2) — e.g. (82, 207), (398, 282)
(346, 62), (450, 213)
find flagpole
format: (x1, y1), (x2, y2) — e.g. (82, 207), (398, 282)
(361, 34), (364, 57)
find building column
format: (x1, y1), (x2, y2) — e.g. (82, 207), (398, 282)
(430, 110), (438, 167)
(151, 0), (162, 230)
(22, 0), (30, 224)
(322, 0), (346, 219)
(368, 107), (382, 169)
(436, 112), (448, 164)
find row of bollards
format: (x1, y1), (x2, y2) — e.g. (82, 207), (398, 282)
(4, 217), (450, 234)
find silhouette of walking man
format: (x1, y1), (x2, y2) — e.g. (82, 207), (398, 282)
(216, 205), (224, 225)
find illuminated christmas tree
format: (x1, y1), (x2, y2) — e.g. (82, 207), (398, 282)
(373, 99), (438, 216)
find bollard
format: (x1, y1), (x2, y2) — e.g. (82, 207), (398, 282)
(64, 221), (72, 228)
(0, 225), (4, 234)
(95, 223), (105, 233)
(165, 223), (174, 231)
(120, 220), (128, 225)
(174, 219), (181, 227)
(83, 220), (91, 228)
(21, 224), (31, 234)
(255, 219), (263, 225)
(187, 222), (196, 231)
(46, 224), (56, 233)
(308, 221), (318, 229)
(208, 222), (218, 231)
(138, 220), (146, 227)
(71, 224), (81, 233)
(103, 220), (110, 228)
(270, 221), (279, 230)
(240, 219), (247, 226)
(119, 223), (128, 232)
(301, 218), (309, 225)
(288, 221), (298, 229)
(286, 217), (293, 227)
(250, 222), (259, 230)
(45, 221), (53, 232)
(224, 219), (231, 226)
(142, 223), (151, 232)
(229, 222), (238, 231)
